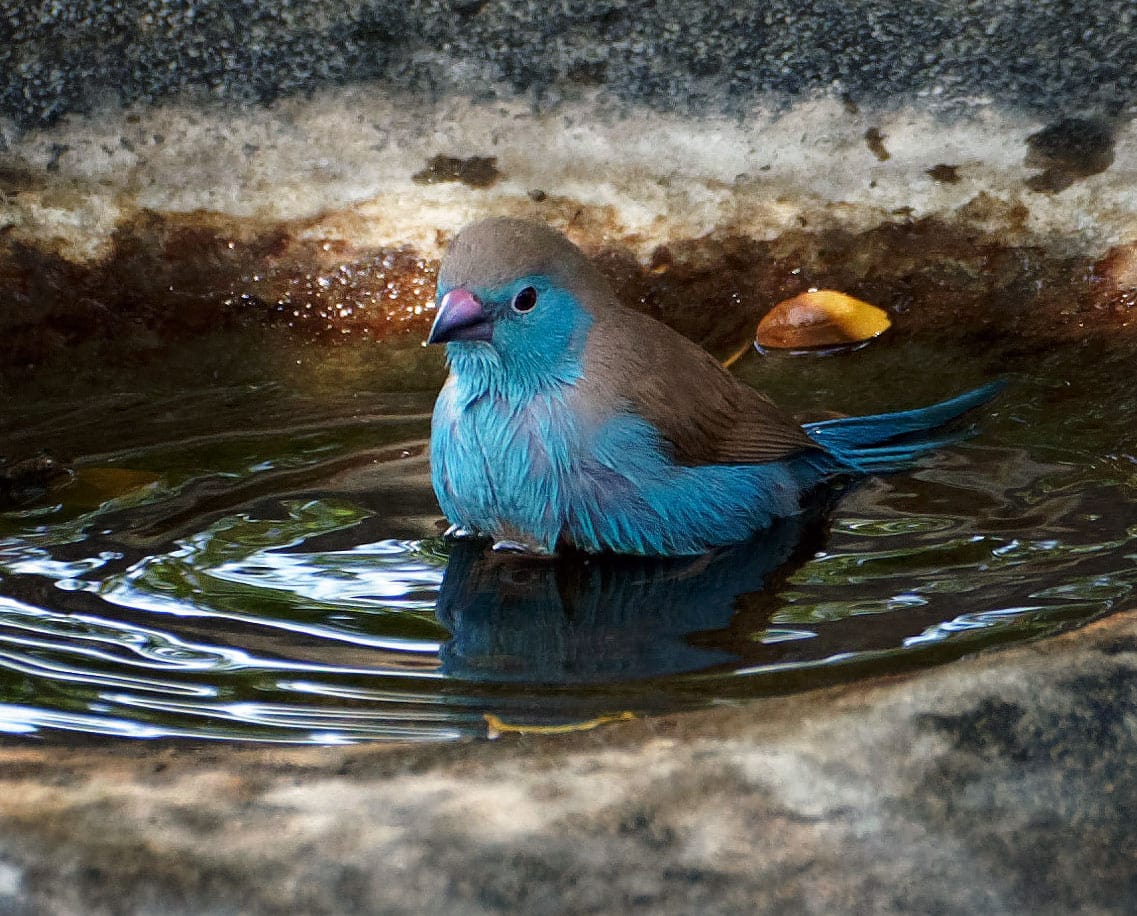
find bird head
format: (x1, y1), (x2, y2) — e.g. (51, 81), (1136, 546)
(427, 218), (611, 388)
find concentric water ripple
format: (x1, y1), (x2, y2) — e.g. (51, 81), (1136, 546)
(2, 356), (1136, 743)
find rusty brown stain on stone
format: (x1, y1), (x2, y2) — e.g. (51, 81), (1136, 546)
(1087, 243), (1137, 321)
(864, 126), (890, 161)
(0, 161), (51, 193)
(926, 163), (961, 183)
(1025, 117), (1116, 193)
(955, 191), (1030, 230)
(412, 155), (501, 188)
(0, 208), (440, 374)
(3, 202), (1137, 383)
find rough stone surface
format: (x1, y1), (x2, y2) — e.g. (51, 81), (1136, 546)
(2, 10), (1135, 913)
(2, 0), (1136, 130)
(1, 611), (1136, 913)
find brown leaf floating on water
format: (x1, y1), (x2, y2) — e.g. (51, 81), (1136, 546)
(756, 289), (892, 350)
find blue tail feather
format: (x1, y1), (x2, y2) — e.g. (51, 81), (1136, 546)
(803, 380), (1006, 473)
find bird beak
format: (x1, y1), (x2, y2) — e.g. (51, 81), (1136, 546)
(426, 289), (493, 344)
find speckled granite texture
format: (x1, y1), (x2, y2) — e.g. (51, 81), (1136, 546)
(1, 0), (1135, 130)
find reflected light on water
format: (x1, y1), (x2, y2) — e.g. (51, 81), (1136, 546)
(1, 368), (1135, 742)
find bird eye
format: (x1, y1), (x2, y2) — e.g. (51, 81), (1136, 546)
(511, 286), (538, 313)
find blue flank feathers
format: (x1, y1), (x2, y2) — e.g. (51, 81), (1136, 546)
(428, 218), (1005, 558)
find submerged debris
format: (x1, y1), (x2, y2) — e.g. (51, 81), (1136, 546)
(0, 454), (74, 508)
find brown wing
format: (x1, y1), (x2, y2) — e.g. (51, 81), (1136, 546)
(582, 307), (821, 466)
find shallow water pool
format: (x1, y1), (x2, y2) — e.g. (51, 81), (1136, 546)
(1, 334), (1134, 743)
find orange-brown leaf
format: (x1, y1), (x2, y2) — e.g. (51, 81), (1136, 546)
(756, 289), (892, 349)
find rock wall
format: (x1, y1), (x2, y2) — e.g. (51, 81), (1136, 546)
(3, 7), (1137, 913)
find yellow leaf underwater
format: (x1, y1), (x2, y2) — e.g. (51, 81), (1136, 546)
(61, 467), (163, 511)
(755, 289), (892, 350)
(484, 711), (635, 738)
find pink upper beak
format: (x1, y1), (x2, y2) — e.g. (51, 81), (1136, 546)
(427, 289), (493, 344)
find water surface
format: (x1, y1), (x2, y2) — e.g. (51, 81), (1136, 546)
(1, 337), (1134, 743)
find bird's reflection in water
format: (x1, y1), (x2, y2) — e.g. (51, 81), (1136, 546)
(435, 512), (827, 685)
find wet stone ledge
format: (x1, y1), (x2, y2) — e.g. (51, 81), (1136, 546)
(1, 609), (1136, 914)
(1, 82), (1136, 385)
(3, 202), (1137, 383)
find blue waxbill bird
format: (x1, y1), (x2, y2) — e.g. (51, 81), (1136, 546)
(426, 217), (1001, 557)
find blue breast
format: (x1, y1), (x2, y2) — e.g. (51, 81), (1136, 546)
(431, 373), (580, 551)
(432, 374), (818, 555)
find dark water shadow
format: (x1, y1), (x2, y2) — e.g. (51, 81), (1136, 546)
(435, 511), (830, 685)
